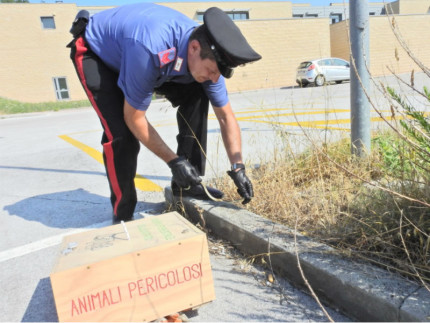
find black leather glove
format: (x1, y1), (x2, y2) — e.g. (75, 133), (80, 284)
(227, 164), (254, 205)
(168, 156), (202, 188)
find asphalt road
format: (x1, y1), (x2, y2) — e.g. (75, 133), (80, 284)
(1, 74), (426, 322)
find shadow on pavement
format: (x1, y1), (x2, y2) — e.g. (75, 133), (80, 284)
(22, 277), (58, 322)
(4, 188), (168, 229)
(3, 188), (111, 229)
(0, 165), (106, 177)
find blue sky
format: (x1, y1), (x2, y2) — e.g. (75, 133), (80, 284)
(28, 0), (366, 7)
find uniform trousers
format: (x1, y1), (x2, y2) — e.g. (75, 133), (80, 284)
(69, 35), (209, 220)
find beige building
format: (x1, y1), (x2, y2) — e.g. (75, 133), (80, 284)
(386, 0), (430, 14)
(161, 1), (292, 19)
(331, 13), (430, 77)
(0, 0), (428, 103)
(0, 3), (80, 103)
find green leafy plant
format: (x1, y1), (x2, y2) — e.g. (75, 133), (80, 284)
(387, 86), (430, 180)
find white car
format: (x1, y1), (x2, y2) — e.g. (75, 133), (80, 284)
(296, 58), (350, 87)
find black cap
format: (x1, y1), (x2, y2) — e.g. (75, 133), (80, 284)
(203, 7), (262, 78)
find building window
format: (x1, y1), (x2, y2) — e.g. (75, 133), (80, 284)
(305, 13), (318, 18)
(293, 14), (304, 18)
(197, 10), (249, 21)
(41, 16), (56, 29)
(53, 77), (69, 101)
(369, 12), (376, 15)
(226, 11), (249, 20)
(330, 13), (342, 23)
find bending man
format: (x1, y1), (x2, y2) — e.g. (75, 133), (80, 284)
(67, 4), (261, 223)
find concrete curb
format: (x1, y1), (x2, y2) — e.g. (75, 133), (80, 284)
(164, 188), (430, 322)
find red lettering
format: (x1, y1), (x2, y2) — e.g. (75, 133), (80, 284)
(91, 293), (100, 310)
(146, 276), (156, 293)
(102, 290), (111, 307)
(70, 286), (123, 317)
(175, 269), (184, 284)
(128, 281), (137, 299)
(78, 297), (88, 314)
(183, 266), (192, 281)
(158, 273), (167, 289)
(153, 274), (159, 290)
(86, 295), (92, 312)
(109, 288), (120, 305)
(117, 286), (122, 302)
(137, 279), (147, 296)
(191, 263), (201, 279)
(71, 299), (79, 317)
(167, 271), (176, 286)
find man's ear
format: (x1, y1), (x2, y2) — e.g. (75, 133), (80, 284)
(189, 39), (200, 53)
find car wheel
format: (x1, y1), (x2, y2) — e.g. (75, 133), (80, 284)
(315, 75), (325, 87)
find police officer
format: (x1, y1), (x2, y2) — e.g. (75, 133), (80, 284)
(68, 3), (261, 223)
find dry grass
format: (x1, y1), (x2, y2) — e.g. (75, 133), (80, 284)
(213, 133), (430, 288)
(212, 13), (430, 289)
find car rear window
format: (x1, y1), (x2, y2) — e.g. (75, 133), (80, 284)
(299, 62), (312, 68)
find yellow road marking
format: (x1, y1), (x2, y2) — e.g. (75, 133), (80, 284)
(59, 135), (104, 164)
(235, 109), (350, 121)
(134, 174), (162, 192)
(59, 135), (162, 192)
(152, 121), (177, 127)
(236, 115), (402, 131)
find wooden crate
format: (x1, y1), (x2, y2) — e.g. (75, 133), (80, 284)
(50, 211), (215, 322)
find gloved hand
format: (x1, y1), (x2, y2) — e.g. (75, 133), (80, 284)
(227, 165), (254, 205)
(168, 156), (202, 188)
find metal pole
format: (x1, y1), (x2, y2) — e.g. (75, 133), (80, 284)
(349, 0), (370, 157)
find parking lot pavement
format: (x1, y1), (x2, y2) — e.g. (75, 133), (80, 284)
(1, 73), (428, 321)
(0, 88), (353, 322)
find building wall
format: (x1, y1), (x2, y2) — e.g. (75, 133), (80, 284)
(0, 3), (81, 102)
(399, 0), (430, 13)
(330, 14), (430, 77)
(330, 19), (349, 59)
(385, 0), (400, 14)
(223, 18), (331, 92)
(158, 1), (292, 19)
(0, 1), (429, 103)
(292, 2), (386, 21)
(0, 2), (325, 103)
(81, 6), (114, 15)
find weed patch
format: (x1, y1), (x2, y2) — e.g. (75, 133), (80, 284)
(0, 97), (91, 115)
(214, 133), (430, 286)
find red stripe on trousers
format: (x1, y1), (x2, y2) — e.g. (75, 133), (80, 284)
(74, 37), (123, 216)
